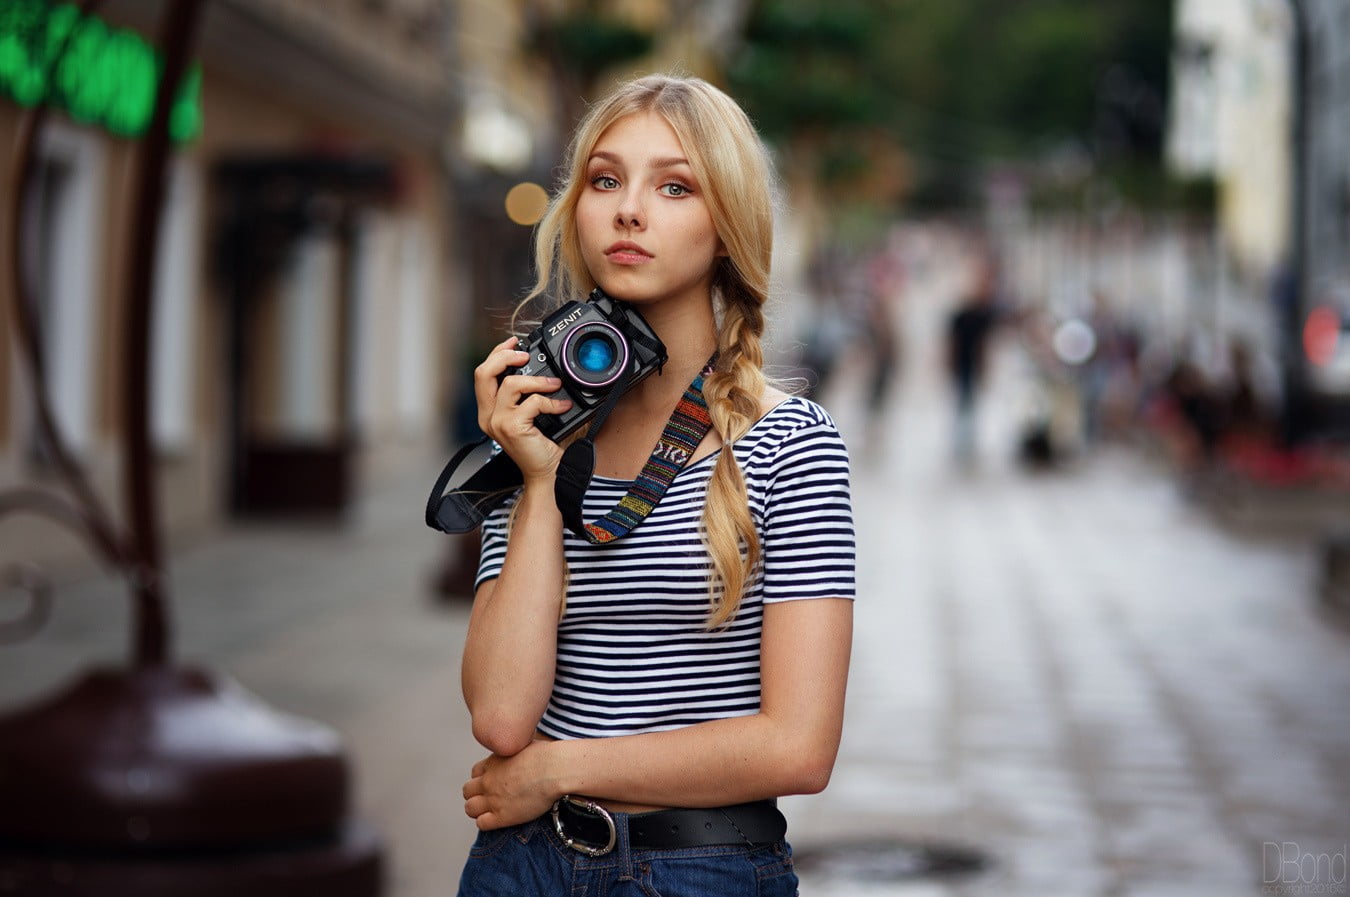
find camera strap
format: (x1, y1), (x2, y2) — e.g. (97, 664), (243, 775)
(424, 438), (523, 534)
(425, 346), (713, 541)
(555, 356), (716, 544)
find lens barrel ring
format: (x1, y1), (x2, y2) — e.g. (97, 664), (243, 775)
(560, 321), (629, 389)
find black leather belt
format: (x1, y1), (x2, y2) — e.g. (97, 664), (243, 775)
(550, 796), (786, 857)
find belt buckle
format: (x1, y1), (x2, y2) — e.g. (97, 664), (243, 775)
(551, 795), (616, 857)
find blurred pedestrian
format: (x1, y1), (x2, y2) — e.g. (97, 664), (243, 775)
(946, 256), (1003, 464)
(1067, 288), (1145, 447)
(862, 242), (903, 413)
(798, 242), (851, 401)
(1161, 358), (1225, 466)
(455, 74), (855, 896)
(1222, 339), (1270, 444)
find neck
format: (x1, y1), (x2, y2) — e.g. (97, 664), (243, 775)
(628, 297), (718, 409)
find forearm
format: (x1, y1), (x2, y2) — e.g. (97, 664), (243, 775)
(547, 601), (851, 808)
(463, 599), (853, 830)
(546, 711), (840, 809)
(461, 483), (566, 754)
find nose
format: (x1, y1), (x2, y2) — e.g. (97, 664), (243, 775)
(615, 188), (644, 229)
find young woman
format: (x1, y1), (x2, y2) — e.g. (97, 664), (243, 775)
(459, 74), (855, 896)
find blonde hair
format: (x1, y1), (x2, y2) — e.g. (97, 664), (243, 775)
(522, 74), (776, 628)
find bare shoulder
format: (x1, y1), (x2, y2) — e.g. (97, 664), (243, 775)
(759, 385), (793, 416)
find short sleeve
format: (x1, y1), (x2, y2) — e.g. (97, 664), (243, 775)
(760, 417), (856, 603)
(473, 492), (517, 592)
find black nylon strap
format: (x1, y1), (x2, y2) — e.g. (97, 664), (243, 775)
(425, 357), (636, 537)
(424, 439), (524, 533)
(553, 439), (595, 537)
(554, 360), (635, 539)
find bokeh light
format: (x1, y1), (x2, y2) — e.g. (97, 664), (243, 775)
(1052, 318), (1097, 366)
(0, 1), (201, 142)
(1304, 306), (1341, 366)
(504, 181), (549, 226)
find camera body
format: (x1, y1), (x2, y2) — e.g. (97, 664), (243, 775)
(501, 288), (668, 440)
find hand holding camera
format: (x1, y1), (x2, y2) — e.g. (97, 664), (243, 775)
(473, 336), (573, 484)
(474, 289), (668, 482)
(500, 289), (666, 437)
(428, 289), (667, 535)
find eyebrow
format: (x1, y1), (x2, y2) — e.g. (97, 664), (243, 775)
(588, 151), (691, 169)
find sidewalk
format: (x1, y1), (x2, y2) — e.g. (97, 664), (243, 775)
(0, 461), (485, 896)
(3, 256), (1349, 897)
(788, 253), (1350, 896)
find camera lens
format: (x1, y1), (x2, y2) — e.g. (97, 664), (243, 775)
(562, 322), (629, 389)
(575, 334), (616, 373)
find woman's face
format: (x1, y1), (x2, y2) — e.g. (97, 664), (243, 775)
(575, 111), (724, 310)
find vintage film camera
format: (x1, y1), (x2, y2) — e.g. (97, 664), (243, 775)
(501, 288), (668, 440)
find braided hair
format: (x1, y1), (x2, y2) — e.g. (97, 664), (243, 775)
(524, 74), (777, 627)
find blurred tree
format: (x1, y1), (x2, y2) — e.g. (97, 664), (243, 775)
(727, 0), (906, 205)
(727, 0), (1174, 210)
(519, 1), (654, 152)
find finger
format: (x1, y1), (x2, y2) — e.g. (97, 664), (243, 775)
(491, 395), (573, 438)
(516, 394), (573, 418)
(474, 336), (530, 384)
(462, 778), (480, 801)
(495, 375), (563, 403)
(476, 812), (499, 831)
(475, 346), (533, 431)
(471, 758), (488, 777)
(474, 348), (531, 391)
(464, 795), (487, 819)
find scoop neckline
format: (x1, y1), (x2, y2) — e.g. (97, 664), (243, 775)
(589, 395), (802, 486)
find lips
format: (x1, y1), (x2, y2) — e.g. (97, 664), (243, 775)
(605, 241), (652, 261)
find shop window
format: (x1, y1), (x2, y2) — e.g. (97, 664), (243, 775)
(151, 159), (203, 454)
(16, 123), (104, 463)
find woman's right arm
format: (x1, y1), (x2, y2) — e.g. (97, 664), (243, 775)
(460, 337), (573, 757)
(461, 485), (565, 756)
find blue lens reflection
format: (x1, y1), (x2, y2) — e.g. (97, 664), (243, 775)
(575, 335), (617, 373)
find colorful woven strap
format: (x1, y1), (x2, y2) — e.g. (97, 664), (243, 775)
(581, 362), (715, 544)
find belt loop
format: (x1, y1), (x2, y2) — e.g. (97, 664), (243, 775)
(616, 807), (634, 879)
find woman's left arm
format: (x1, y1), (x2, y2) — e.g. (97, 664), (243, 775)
(462, 596), (852, 830)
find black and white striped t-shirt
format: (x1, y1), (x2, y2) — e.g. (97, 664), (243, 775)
(474, 396), (855, 740)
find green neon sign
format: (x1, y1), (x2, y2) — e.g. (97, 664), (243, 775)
(0, 0), (202, 142)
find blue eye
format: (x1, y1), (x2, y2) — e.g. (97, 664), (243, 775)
(575, 335), (617, 372)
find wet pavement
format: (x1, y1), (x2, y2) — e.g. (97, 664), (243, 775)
(3, 257), (1349, 896)
(786, 258), (1350, 897)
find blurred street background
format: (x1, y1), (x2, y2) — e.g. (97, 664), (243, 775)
(2, 1), (1349, 896)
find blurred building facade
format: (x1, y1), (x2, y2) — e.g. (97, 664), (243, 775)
(1, 0), (761, 573)
(1296, 0), (1350, 403)
(1167, 0), (1350, 432)
(1168, 0), (1293, 279)
(1, 0), (461, 569)
(1152, 0), (1292, 405)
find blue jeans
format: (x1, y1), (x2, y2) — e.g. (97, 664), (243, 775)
(456, 810), (799, 896)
